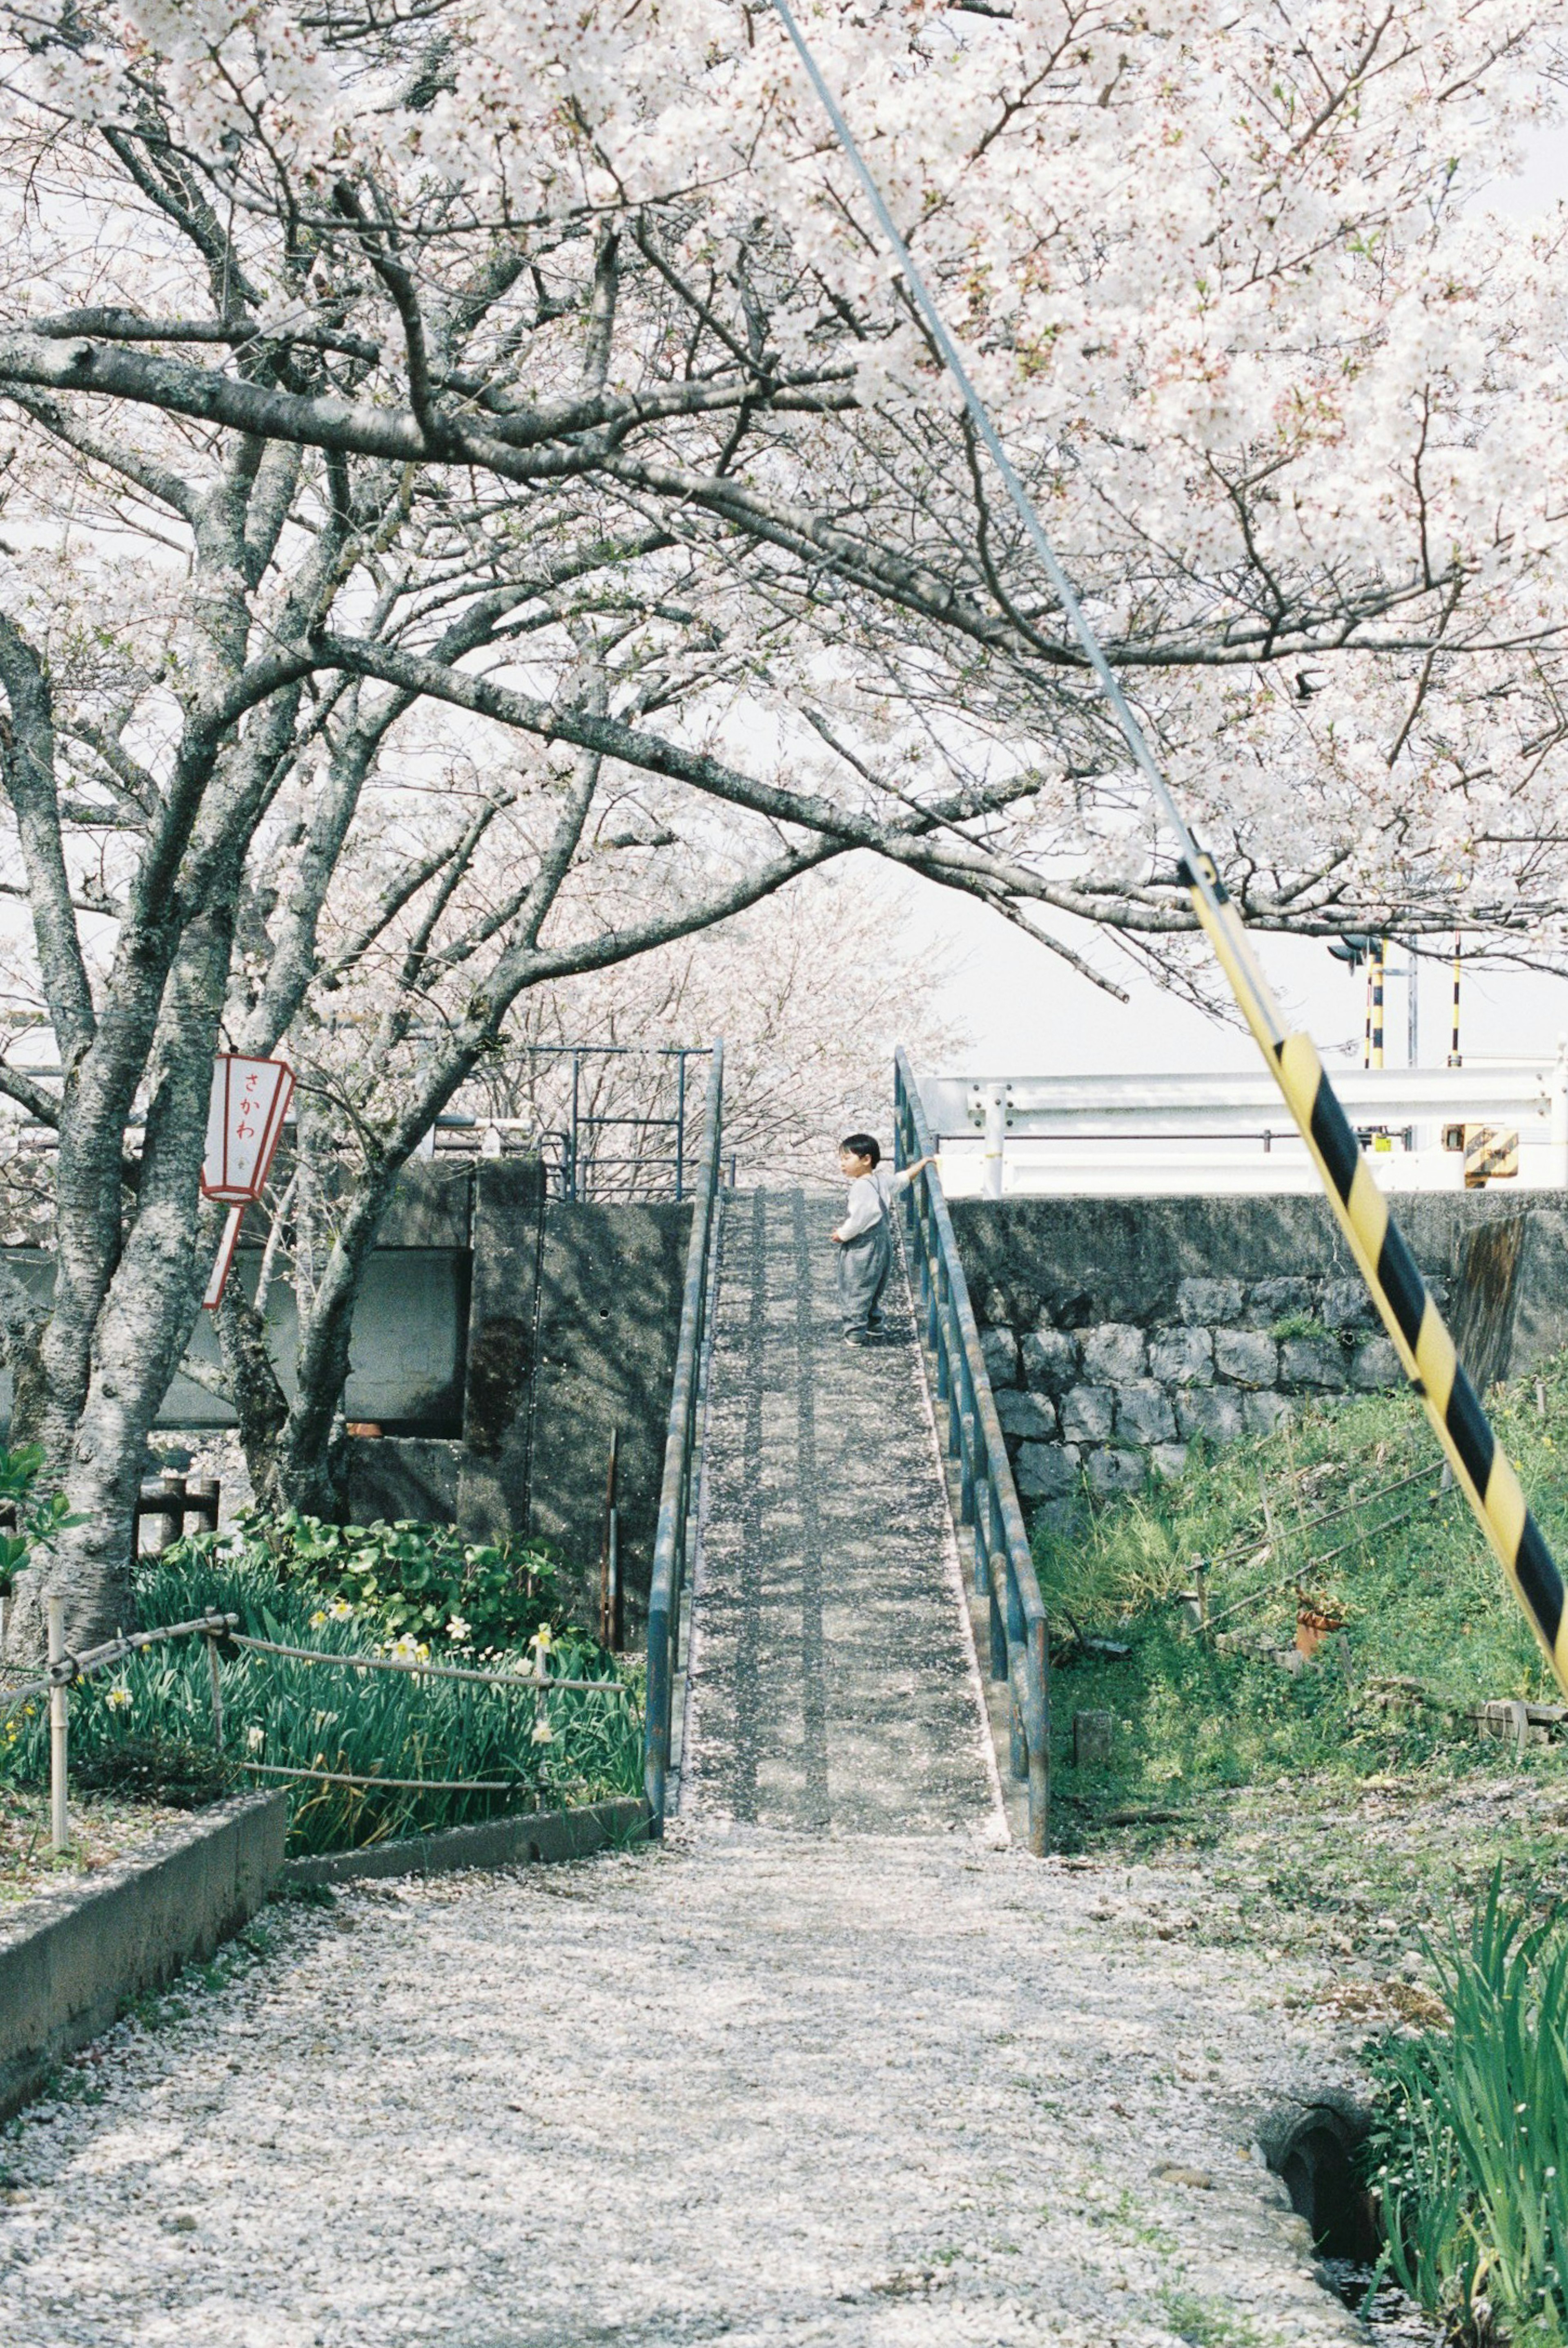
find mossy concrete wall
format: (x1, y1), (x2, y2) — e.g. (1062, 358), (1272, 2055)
(0, 1160), (691, 1635)
(348, 1162), (692, 1634)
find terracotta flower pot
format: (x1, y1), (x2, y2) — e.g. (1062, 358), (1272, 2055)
(1295, 1605), (1346, 1660)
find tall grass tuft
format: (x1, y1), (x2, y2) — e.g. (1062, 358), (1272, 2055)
(1365, 1872), (1568, 2344)
(0, 1540), (641, 1853)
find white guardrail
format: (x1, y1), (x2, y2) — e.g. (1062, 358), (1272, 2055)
(922, 1051), (1568, 1199)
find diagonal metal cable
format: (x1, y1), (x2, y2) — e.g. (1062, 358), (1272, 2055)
(763, 0), (1257, 996)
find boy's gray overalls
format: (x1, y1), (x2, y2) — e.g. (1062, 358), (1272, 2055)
(836, 1201), (892, 1333)
(835, 1163), (916, 1333)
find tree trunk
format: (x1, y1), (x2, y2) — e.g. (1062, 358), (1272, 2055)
(214, 1279), (290, 1517)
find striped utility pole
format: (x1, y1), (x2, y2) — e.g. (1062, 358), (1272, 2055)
(1371, 938), (1386, 1069)
(1450, 937), (1462, 1068)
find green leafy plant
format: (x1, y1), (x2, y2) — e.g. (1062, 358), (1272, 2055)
(71, 1730), (236, 1809)
(221, 1510), (563, 1654)
(1269, 1311), (1334, 1344)
(1364, 1873), (1568, 2345)
(0, 1443), (87, 1594)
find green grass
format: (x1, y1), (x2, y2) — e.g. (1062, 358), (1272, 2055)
(1033, 1356), (1568, 1830)
(1156, 2287), (1263, 2348)
(1031, 1367), (1568, 2341)
(0, 1539), (642, 1854)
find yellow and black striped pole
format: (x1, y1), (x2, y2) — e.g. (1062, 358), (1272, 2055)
(768, 0), (1568, 1703)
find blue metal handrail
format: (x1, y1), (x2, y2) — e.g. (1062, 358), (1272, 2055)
(644, 1041), (725, 1831)
(894, 1047), (1050, 1853)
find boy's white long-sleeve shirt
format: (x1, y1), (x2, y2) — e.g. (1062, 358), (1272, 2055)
(835, 1162), (917, 1241)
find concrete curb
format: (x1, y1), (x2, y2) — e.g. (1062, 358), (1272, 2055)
(279, 1794), (651, 1887)
(0, 1789), (288, 2125)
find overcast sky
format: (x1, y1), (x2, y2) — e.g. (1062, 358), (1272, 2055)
(906, 114), (1568, 1081)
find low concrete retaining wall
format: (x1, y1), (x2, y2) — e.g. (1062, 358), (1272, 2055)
(280, 1794), (650, 1886)
(0, 1790), (287, 2124)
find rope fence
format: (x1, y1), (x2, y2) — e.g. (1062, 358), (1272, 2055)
(0, 1605), (638, 1853)
(1198, 1461), (1436, 1579)
(238, 1761), (535, 1794)
(226, 1630), (635, 1697)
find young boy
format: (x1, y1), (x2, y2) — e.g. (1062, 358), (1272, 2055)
(831, 1133), (936, 1343)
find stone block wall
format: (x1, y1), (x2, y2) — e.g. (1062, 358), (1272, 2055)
(977, 1271), (1410, 1502)
(947, 1190), (1564, 1508)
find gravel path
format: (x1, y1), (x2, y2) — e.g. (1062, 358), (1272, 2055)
(0, 1832), (1361, 2346)
(684, 1188), (997, 1835)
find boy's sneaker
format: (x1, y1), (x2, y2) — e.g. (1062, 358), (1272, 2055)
(843, 1328), (871, 1346)
(866, 1312), (884, 1329)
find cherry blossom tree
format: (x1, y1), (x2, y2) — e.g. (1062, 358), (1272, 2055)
(484, 868), (967, 1186)
(1, 0), (1564, 967)
(2, 0), (1567, 1649)
(0, 422), (991, 1650)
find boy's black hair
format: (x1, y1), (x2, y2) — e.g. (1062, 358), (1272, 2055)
(840, 1132), (881, 1167)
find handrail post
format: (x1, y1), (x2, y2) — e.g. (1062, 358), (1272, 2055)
(1027, 1614), (1049, 1857)
(47, 1595), (68, 1853)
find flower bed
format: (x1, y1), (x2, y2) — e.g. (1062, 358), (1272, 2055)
(0, 1519), (641, 1856)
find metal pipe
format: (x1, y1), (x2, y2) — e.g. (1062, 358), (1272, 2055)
(982, 1084), (1006, 1199)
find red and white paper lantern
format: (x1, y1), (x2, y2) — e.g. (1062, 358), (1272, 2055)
(201, 1055), (294, 1205)
(200, 1056), (293, 1310)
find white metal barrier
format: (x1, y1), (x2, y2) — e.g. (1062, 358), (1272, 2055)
(922, 1051), (1568, 1198)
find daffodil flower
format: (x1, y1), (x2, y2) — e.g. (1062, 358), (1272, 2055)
(106, 1684), (132, 1711)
